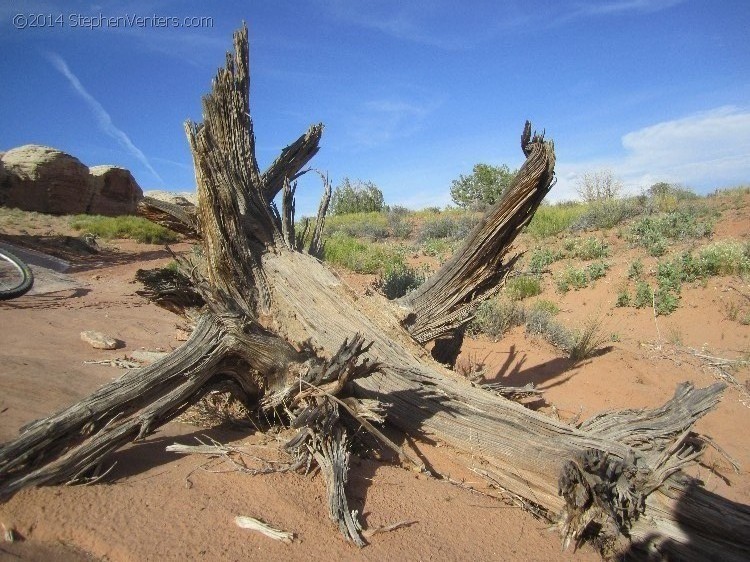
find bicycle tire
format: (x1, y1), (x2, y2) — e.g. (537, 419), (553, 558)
(0, 248), (34, 300)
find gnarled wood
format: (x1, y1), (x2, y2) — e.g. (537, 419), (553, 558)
(2, 22), (748, 560)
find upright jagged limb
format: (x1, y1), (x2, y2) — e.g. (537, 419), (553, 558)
(399, 122), (555, 343)
(3, 22), (749, 560)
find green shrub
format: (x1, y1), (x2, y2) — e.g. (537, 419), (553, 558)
(530, 299), (560, 315)
(505, 275), (542, 301)
(420, 238), (453, 259)
(377, 263), (425, 299)
(654, 287), (680, 316)
(322, 233), (403, 274)
(69, 215), (180, 244)
(330, 178), (384, 215)
(386, 211), (413, 238)
(450, 163), (517, 208)
(525, 202), (588, 238)
(633, 281), (653, 309)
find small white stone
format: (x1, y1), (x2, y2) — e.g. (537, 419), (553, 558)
(80, 330), (118, 350)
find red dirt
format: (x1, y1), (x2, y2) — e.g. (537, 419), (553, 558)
(1, 198), (748, 560)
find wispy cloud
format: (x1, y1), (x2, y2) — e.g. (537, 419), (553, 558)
(552, 106), (750, 200)
(346, 97), (444, 148)
(46, 51), (164, 184)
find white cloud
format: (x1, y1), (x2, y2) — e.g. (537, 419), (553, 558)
(552, 106), (750, 200)
(46, 51), (164, 184)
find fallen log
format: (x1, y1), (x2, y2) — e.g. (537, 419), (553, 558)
(1, 23), (748, 560)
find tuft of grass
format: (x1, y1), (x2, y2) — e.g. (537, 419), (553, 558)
(525, 202), (588, 238)
(616, 288), (631, 307)
(322, 233), (404, 274)
(69, 215), (179, 244)
(505, 275), (542, 301)
(324, 212), (390, 241)
(377, 263), (425, 299)
(566, 317), (609, 362)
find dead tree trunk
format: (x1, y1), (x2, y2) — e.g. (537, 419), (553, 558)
(2, 24), (749, 560)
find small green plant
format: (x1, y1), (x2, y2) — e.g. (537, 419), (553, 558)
(530, 299), (560, 315)
(628, 209), (714, 254)
(69, 215), (180, 244)
(505, 275), (542, 301)
(571, 197), (643, 231)
(556, 265), (589, 293)
(628, 259), (644, 280)
(654, 287), (680, 316)
(616, 288), (631, 307)
(633, 281), (653, 309)
(377, 263), (425, 299)
(420, 237), (453, 259)
(527, 247), (562, 274)
(324, 212), (390, 240)
(586, 261), (609, 281)
(564, 237), (609, 260)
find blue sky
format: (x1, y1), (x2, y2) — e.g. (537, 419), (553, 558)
(1, 1), (749, 215)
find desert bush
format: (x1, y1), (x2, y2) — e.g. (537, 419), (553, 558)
(330, 178), (384, 215)
(69, 215), (179, 244)
(571, 197), (643, 231)
(377, 263), (425, 299)
(565, 236), (609, 260)
(469, 298), (524, 338)
(417, 213), (477, 242)
(628, 209), (714, 255)
(505, 275), (542, 301)
(386, 210), (413, 239)
(647, 182), (697, 212)
(576, 170), (622, 203)
(324, 212), (390, 240)
(525, 202), (588, 238)
(450, 163), (517, 208)
(616, 288), (631, 307)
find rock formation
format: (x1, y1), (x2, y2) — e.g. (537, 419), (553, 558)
(0, 145), (143, 216)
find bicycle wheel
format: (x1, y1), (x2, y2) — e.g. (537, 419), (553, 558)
(0, 248), (34, 300)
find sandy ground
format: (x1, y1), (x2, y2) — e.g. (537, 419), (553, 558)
(0, 203), (748, 560)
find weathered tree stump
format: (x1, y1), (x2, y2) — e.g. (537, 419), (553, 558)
(1, 24), (748, 560)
